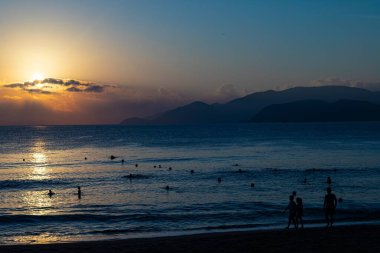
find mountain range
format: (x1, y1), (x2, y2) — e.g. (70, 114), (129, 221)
(120, 86), (380, 124)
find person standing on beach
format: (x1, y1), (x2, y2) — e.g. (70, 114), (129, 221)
(324, 187), (337, 227)
(283, 195), (297, 229)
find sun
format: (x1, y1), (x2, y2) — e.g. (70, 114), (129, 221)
(32, 72), (44, 81)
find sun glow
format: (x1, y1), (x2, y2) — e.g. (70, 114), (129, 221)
(32, 72), (45, 81)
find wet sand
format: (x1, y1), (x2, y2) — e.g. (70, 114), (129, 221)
(1, 225), (379, 253)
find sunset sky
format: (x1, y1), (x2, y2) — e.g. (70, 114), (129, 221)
(1, 0), (380, 125)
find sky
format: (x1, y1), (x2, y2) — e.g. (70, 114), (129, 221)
(1, 0), (380, 125)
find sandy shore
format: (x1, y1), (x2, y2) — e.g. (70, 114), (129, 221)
(1, 225), (379, 253)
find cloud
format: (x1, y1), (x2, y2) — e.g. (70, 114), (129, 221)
(63, 79), (89, 86)
(312, 77), (380, 91)
(4, 83), (25, 88)
(26, 89), (53, 95)
(65, 85), (104, 93)
(41, 78), (64, 85)
(3, 77), (106, 94)
(66, 87), (82, 92)
(84, 85), (104, 93)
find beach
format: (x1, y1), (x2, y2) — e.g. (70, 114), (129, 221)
(1, 225), (379, 253)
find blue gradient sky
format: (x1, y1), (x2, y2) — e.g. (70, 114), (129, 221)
(1, 0), (380, 124)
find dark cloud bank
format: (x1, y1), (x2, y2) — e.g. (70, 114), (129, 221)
(4, 78), (105, 94)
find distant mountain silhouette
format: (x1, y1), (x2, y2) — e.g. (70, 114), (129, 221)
(120, 86), (380, 125)
(251, 100), (380, 122)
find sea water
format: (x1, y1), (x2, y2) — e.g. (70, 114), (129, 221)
(0, 123), (380, 244)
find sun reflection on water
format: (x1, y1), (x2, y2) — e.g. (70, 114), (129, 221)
(22, 140), (55, 215)
(29, 140), (51, 180)
(9, 233), (69, 244)
(21, 191), (55, 215)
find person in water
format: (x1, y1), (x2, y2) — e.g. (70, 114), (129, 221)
(283, 195), (297, 229)
(48, 190), (55, 197)
(324, 187), (337, 227)
(77, 186), (82, 198)
(296, 197), (304, 229)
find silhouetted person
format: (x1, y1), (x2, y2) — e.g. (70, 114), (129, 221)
(251, 183), (255, 188)
(324, 187), (337, 227)
(135, 164), (138, 168)
(218, 177), (222, 183)
(159, 165), (162, 168)
(168, 167), (172, 171)
(48, 190), (55, 197)
(110, 155), (116, 160)
(121, 159), (125, 164)
(190, 170), (194, 174)
(327, 177), (332, 184)
(84, 157), (87, 160)
(124, 173), (134, 179)
(283, 195), (296, 229)
(23, 158), (25, 162)
(154, 165), (157, 168)
(165, 185), (170, 191)
(296, 197), (304, 229)
(77, 186), (82, 199)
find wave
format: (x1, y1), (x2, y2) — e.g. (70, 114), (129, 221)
(1, 207), (380, 225)
(122, 174), (151, 179)
(0, 179), (71, 190)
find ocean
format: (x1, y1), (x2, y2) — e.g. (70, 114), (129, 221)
(0, 123), (380, 244)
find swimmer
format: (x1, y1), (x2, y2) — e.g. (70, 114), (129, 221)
(77, 186), (82, 198)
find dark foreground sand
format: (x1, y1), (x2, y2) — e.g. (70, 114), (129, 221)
(1, 225), (380, 253)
